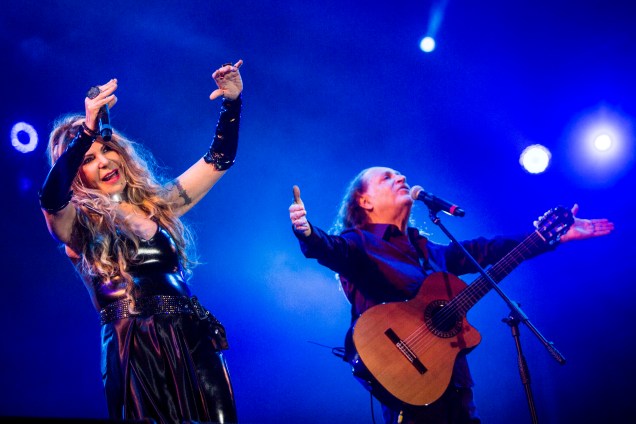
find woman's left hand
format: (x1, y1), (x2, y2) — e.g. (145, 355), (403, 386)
(210, 59), (244, 101)
(560, 204), (615, 243)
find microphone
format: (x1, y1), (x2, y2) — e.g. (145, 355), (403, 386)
(410, 185), (465, 217)
(99, 104), (112, 141)
(86, 85), (112, 141)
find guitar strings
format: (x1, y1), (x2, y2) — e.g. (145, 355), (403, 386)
(400, 231), (545, 354)
(404, 233), (540, 352)
(403, 233), (542, 353)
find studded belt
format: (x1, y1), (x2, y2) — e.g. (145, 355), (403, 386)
(99, 295), (210, 325)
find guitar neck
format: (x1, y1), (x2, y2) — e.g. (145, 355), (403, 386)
(450, 231), (547, 316)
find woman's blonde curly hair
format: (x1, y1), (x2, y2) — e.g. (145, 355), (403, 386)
(47, 114), (195, 290)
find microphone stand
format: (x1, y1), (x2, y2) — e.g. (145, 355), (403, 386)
(503, 310), (538, 424)
(427, 207), (566, 424)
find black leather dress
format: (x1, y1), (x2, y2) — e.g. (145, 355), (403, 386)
(93, 226), (237, 424)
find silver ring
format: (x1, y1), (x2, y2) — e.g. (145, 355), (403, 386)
(86, 86), (101, 99)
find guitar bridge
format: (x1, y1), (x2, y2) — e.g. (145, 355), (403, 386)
(384, 328), (427, 374)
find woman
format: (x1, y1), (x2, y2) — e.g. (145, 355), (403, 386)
(289, 166), (614, 424)
(39, 60), (244, 423)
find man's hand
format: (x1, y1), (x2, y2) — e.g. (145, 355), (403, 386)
(560, 204), (614, 243)
(289, 185), (311, 237)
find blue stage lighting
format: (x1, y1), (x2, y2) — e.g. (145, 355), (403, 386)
(520, 144), (551, 174)
(578, 119), (625, 164)
(10, 122), (38, 153)
(420, 36), (436, 53)
(593, 133), (612, 152)
(562, 105), (634, 187)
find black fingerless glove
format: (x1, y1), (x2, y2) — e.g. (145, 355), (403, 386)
(39, 130), (95, 212)
(203, 95), (241, 170)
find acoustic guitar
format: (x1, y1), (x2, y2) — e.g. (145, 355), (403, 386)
(352, 206), (573, 406)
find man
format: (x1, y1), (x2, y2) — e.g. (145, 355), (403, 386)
(289, 166), (613, 424)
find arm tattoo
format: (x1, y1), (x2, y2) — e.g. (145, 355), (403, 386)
(171, 179), (192, 206)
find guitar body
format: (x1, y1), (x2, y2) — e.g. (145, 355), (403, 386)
(352, 272), (482, 406)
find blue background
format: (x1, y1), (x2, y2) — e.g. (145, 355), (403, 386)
(1, 1), (634, 423)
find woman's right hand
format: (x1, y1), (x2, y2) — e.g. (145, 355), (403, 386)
(289, 185), (311, 237)
(85, 78), (118, 132)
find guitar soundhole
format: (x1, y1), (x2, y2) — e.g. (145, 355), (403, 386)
(424, 300), (463, 338)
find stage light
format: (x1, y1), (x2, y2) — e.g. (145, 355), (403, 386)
(420, 0), (448, 53)
(578, 119), (625, 162)
(563, 104), (634, 187)
(10, 122), (38, 153)
(593, 133), (612, 152)
(520, 144), (551, 174)
(420, 36), (436, 53)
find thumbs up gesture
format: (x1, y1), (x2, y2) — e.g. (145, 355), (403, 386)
(289, 185), (311, 237)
